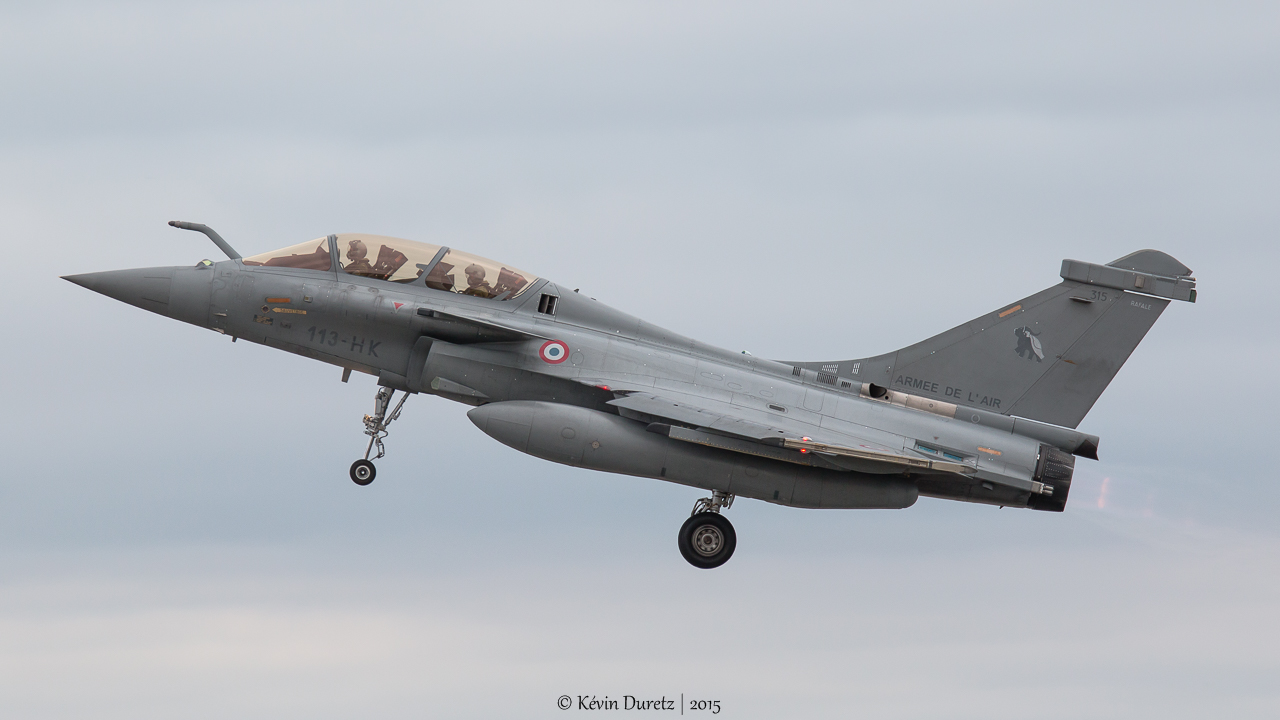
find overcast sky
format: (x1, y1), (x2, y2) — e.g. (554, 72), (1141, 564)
(1, 2), (1278, 718)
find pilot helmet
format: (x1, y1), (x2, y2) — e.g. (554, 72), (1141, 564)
(347, 239), (368, 261)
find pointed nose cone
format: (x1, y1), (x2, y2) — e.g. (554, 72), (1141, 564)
(63, 265), (213, 327)
(62, 268), (174, 313)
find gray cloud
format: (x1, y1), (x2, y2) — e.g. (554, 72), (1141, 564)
(1, 1), (1277, 717)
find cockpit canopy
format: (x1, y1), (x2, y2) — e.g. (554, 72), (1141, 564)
(241, 238), (333, 270)
(241, 234), (539, 301)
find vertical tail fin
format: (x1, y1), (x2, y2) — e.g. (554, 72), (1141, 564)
(793, 250), (1195, 429)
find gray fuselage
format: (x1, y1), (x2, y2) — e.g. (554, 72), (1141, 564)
(70, 250), (1088, 513)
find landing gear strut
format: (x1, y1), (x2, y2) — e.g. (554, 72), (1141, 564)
(678, 490), (737, 569)
(349, 386), (409, 486)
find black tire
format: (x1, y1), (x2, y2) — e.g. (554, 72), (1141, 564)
(678, 512), (736, 569)
(350, 459), (376, 486)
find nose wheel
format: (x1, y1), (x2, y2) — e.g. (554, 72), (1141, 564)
(350, 385), (409, 486)
(678, 491), (737, 569)
(350, 459), (376, 485)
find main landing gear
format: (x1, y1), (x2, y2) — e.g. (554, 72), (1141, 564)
(349, 386), (409, 486)
(678, 490), (737, 569)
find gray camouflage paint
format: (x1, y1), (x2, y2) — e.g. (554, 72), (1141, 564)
(63, 234), (1195, 514)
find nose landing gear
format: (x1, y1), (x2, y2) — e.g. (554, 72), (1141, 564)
(350, 458), (375, 485)
(349, 385), (409, 486)
(678, 490), (737, 569)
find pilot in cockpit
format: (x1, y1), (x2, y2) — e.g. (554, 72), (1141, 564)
(462, 263), (495, 298)
(345, 239), (374, 276)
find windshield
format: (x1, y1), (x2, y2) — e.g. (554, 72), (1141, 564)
(241, 239), (332, 270)
(335, 234), (537, 300)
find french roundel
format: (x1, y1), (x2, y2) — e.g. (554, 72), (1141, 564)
(539, 340), (569, 364)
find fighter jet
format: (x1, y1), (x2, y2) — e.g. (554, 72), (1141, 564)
(63, 223), (1197, 568)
